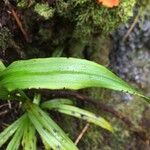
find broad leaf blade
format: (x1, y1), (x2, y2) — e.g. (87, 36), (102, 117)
(26, 103), (78, 150)
(0, 60), (6, 72)
(22, 116), (37, 150)
(0, 87), (9, 100)
(0, 61), (9, 99)
(0, 114), (26, 148)
(41, 103), (113, 132)
(0, 58), (149, 102)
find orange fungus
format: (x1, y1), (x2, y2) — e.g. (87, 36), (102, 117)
(98, 0), (120, 8)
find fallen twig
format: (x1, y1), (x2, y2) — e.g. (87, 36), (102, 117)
(4, 0), (31, 42)
(0, 110), (8, 116)
(75, 123), (90, 145)
(0, 103), (9, 109)
(122, 8), (142, 42)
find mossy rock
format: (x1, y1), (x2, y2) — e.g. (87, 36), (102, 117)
(17, 0), (136, 38)
(55, 0), (136, 38)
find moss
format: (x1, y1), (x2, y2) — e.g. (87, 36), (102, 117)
(58, 0), (136, 38)
(34, 3), (55, 20)
(0, 27), (12, 51)
(17, 0), (35, 8)
(18, 0), (137, 37)
(17, 0), (28, 8)
(14, 0), (137, 56)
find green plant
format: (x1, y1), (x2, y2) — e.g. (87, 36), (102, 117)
(0, 57), (149, 150)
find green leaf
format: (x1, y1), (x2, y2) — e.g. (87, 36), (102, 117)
(41, 98), (74, 109)
(22, 116), (37, 150)
(41, 138), (52, 150)
(0, 60), (6, 72)
(0, 61), (9, 99)
(0, 114), (26, 148)
(41, 102), (113, 132)
(0, 86), (9, 100)
(0, 57), (149, 102)
(28, 116), (57, 150)
(6, 114), (28, 150)
(26, 102), (78, 150)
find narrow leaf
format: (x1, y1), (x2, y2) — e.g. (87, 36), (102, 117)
(0, 114), (26, 148)
(6, 114), (28, 150)
(28, 114), (58, 150)
(41, 98), (74, 109)
(41, 138), (52, 150)
(42, 103), (113, 132)
(26, 102), (78, 150)
(22, 116), (37, 150)
(0, 60), (6, 72)
(0, 58), (149, 102)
